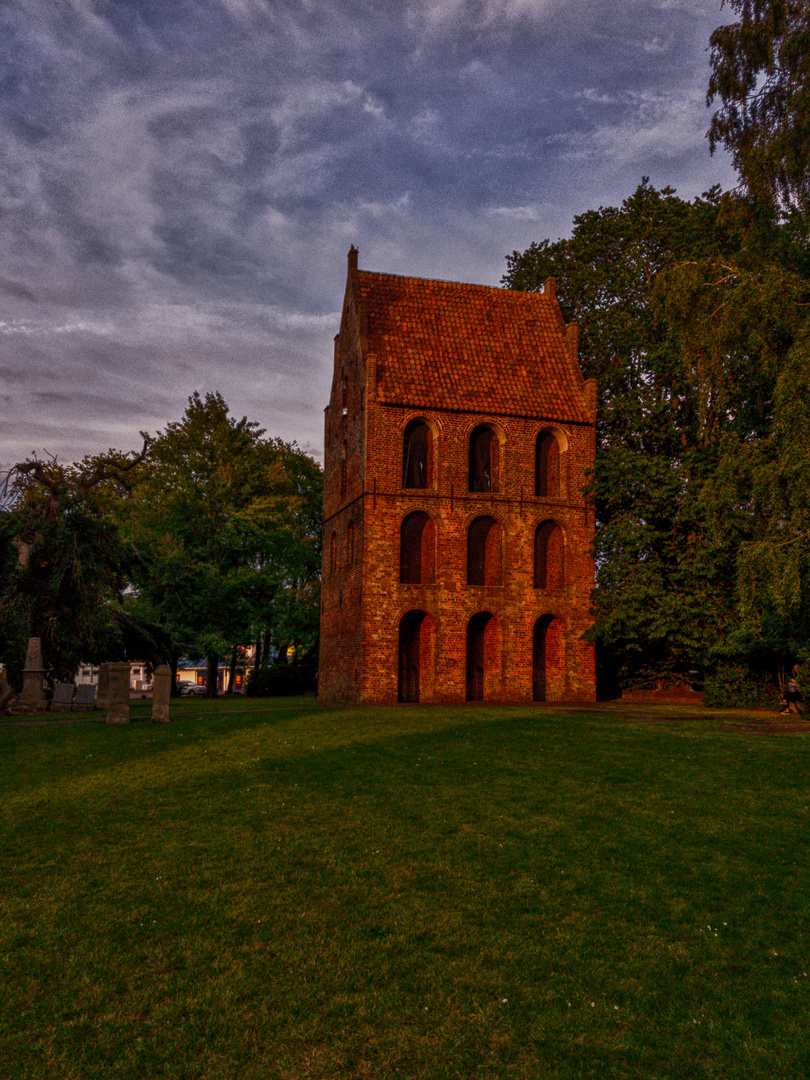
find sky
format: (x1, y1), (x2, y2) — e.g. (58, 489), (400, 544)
(1, 0), (737, 470)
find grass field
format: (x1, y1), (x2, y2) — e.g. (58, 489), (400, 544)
(2, 698), (809, 1079)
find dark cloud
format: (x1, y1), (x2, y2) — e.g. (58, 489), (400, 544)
(0, 0), (735, 468)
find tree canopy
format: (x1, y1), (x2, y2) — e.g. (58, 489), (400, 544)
(504, 180), (810, 698)
(119, 392), (322, 696)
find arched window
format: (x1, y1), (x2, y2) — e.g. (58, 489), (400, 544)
(340, 439), (347, 502)
(400, 512), (435, 584)
(469, 425), (500, 493)
(534, 521), (565, 590)
(467, 516), (502, 586)
(341, 374), (348, 417)
(402, 419), (433, 489)
(535, 431), (561, 498)
(346, 520), (354, 567)
(329, 532), (337, 575)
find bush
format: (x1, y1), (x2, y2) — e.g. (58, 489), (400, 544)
(703, 664), (782, 709)
(245, 663), (316, 697)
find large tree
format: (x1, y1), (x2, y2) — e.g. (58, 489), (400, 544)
(121, 392), (322, 697)
(504, 180), (810, 694)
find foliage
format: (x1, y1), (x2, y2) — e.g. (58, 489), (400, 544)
(120, 392), (322, 697)
(708, 0), (810, 219)
(504, 180), (810, 692)
(659, 258), (810, 672)
(245, 659), (317, 697)
(0, 445), (149, 685)
(703, 662), (782, 708)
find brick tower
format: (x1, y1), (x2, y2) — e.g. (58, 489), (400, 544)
(319, 247), (596, 704)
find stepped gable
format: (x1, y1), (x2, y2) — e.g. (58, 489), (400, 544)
(357, 269), (590, 424)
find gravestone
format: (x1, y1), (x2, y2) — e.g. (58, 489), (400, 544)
(19, 637), (47, 712)
(51, 682), (76, 710)
(0, 668), (14, 713)
(73, 684), (97, 709)
(106, 662), (130, 725)
(151, 665), (171, 723)
(96, 663), (110, 711)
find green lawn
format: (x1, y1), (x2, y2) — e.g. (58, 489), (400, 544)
(1, 699), (809, 1079)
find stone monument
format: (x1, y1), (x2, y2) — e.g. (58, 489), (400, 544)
(96, 663), (110, 711)
(151, 665), (171, 723)
(106, 662), (130, 725)
(19, 637), (47, 712)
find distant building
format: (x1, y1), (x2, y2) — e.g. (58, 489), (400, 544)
(77, 660), (244, 693)
(319, 247), (597, 704)
(77, 663), (151, 692)
(176, 659), (242, 693)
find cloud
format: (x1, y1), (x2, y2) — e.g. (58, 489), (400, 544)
(413, 0), (562, 32)
(558, 88), (717, 170)
(0, 0), (737, 468)
(486, 204), (545, 221)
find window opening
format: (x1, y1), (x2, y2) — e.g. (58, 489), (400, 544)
(402, 420), (433, 489)
(469, 425), (499, 492)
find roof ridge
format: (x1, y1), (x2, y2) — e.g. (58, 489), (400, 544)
(357, 267), (550, 299)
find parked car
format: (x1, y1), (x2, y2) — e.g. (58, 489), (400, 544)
(179, 682), (206, 696)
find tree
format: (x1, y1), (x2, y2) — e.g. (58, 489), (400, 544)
(504, 180), (810, 694)
(0, 444), (151, 687)
(708, 0), (810, 219)
(121, 393), (322, 697)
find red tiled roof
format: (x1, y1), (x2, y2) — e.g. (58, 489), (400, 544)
(357, 269), (590, 424)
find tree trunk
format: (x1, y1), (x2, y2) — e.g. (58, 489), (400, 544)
(170, 653), (180, 697)
(205, 653), (219, 698)
(225, 645), (238, 694)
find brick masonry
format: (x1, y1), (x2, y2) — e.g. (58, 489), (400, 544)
(320, 247), (597, 704)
